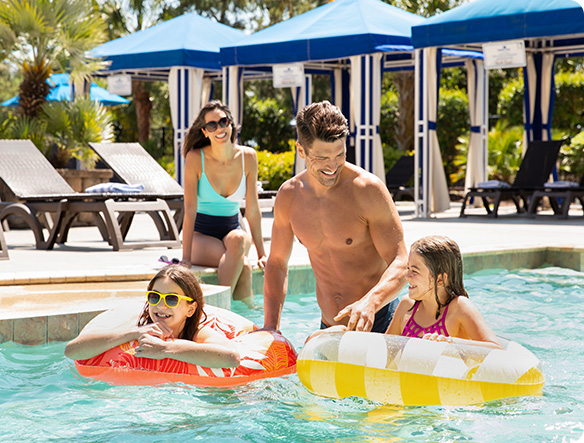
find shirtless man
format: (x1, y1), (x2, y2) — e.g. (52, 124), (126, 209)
(263, 101), (407, 333)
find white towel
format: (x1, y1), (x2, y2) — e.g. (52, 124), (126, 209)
(85, 183), (145, 193)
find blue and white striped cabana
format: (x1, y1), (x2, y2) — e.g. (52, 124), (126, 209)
(412, 0), (584, 217)
(220, 0), (425, 182)
(91, 13), (246, 185)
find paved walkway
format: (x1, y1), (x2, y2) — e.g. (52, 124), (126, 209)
(1, 201), (583, 285)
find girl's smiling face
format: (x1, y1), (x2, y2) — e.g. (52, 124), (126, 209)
(406, 250), (436, 301)
(148, 277), (196, 336)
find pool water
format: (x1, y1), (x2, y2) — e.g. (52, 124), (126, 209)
(1, 267), (583, 442)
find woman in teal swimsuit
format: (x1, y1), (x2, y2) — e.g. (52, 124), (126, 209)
(181, 101), (267, 308)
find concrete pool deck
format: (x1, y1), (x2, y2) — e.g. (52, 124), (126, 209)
(0, 201), (583, 344)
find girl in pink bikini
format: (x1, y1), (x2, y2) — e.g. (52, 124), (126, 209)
(386, 235), (502, 349)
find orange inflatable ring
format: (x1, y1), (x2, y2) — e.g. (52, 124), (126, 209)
(75, 306), (297, 387)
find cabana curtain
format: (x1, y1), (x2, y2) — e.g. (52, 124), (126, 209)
(350, 54), (385, 183)
(291, 75), (313, 175)
(169, 66), (208, 185)
(464, 58), (488, 192)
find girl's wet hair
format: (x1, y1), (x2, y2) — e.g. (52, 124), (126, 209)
(182, 100), (239, 157)
(137, 265), (207, 340)
(410, 235), (468, 319)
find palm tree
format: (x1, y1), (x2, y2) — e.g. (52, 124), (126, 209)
(0, 0), (107, 118)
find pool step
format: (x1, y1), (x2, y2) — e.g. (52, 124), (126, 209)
(0, 281), (231, 345)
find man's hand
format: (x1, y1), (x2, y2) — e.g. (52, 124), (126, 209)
(333, 299), (376, 332)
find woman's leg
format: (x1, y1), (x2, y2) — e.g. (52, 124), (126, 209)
(232, 256), (254, 307)
(218, 229), (251, 296)
(189, 233), (226, 267)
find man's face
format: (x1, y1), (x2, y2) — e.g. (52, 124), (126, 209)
(298, 138), (346, 187)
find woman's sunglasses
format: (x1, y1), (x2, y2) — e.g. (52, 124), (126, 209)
(147, 290), (194, 308)
(204, 116), (230, 132)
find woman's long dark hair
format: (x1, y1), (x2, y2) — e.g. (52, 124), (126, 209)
(410, 235), (468, 319)
(182, 100), (238, 157)
(137, 265), (207, 340)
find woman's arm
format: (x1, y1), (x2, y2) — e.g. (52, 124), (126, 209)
(241, 146), (267, 268)
(64, 303), (174, 360)
(134, 325), (240, 368)
(181, 150), (200, 266)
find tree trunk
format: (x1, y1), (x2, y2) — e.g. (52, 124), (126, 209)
(133, 80), (152, 144)
(17, 62), (52, 118)
(391, 71), (415, 152)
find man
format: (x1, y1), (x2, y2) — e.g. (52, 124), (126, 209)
(263, 101), (407, 333)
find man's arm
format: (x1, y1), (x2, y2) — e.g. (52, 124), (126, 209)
(262, 188), (295, 331)
(334, 180), (408, 331)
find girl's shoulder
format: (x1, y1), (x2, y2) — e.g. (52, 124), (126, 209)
(397, 296), (416, 312)
(446, 295), (476, 314)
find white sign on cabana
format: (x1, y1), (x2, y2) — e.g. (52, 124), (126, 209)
(273, 63), (305, 88)
(107, 75), (132, 96)
(482, 40), (526, 70)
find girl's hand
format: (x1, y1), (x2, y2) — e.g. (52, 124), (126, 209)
(134, 334), (170, 359)
(422, 332), (453, 343)
(137, 322), (174, 340)
(257, 254), (268, 270)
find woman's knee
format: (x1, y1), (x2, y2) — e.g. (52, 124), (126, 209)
(223, 229), (251, 254)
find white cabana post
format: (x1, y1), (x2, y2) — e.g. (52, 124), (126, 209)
(169, 66), (205, 185)
(222, 66), (245, 134)
(414, 48), (450, 217)
(350, 54), (385, 183)
(464, 58), (488, 192)
(291, 75), (312, 175)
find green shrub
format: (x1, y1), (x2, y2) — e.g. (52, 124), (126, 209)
(559, 131), (584, 182)
(553, 71), (584, 136)
(256, 142), (295, 190)
(240, 96), (295, 153)
(438, 87), (469, 184)
(496, 77), (524, 126)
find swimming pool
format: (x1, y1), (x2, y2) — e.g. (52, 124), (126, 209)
(1, 267), (582, 442)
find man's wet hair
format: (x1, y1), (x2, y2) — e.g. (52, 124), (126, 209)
(296, 101), (349, 152)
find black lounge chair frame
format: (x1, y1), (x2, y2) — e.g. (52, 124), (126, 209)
(386, 155), (415, 201)
(527, 174), (584, 218)
(460, 140), (563, 218)
(0, 140), (180, 251)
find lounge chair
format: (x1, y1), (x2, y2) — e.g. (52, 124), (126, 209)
(0, 220), (8, 260)
(386, 155), (415, 201)
(89, 142), (277, 221)
(0, 140), (180, 251)
(527, 173), (584, 218)
(459, 140), (563, 217)
(89, 142), (185, 229)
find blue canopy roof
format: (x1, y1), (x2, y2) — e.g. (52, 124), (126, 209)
(91, 13), (246, 71)
(221, 0), (424, 66)
(412, 0), (584, 48)
(1, 73), (129, 107)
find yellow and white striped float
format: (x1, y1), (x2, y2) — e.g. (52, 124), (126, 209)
(297, 331), (544, 406)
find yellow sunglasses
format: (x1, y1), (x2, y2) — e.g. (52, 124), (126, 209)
(147, 290), (194, 308)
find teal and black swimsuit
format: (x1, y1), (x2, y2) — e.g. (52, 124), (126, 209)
(195, 150), (246, 240)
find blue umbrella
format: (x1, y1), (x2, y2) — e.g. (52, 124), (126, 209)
(1, 73), (130, 107)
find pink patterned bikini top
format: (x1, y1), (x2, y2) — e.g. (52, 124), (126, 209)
(402, 301), (450, 338)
